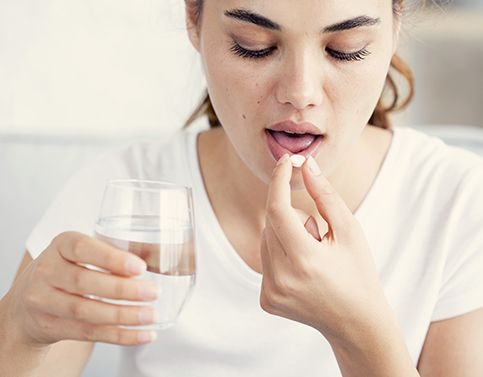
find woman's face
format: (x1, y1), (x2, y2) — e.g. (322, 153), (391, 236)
(187, 0), (400, 187)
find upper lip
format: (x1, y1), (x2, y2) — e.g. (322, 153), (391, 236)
(267, 121), (324, 136)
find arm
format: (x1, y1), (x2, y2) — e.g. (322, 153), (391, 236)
(328, 313), (420, 377)
(417, 308), (483, 376)
(327, 308), (483, 377)
(0, 251), (95, 377)
(261, 156), (421, 376)
(1, 232), (159, 377)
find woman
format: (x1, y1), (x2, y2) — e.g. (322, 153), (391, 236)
(1, 1), (482, 376)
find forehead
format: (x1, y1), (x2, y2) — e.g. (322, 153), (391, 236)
(213, 0), (389, 33)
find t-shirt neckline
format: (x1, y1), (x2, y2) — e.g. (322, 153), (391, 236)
(186, 126), (401, 287)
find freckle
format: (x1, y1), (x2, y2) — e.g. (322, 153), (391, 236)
(257, 101), (261, 105)
(242, 114), (246, 120)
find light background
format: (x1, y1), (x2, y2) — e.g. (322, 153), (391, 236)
(1, 1), (482, 139)
(1, 2), (483, 376)
(0, 0), (206, 139)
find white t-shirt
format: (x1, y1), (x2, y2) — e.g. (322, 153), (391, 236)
(26, 122), (483, 377)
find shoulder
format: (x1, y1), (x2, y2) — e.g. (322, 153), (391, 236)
(379, 125), (483, 229)
(45, 127), (198, 215)
(393, 125), (483, 185)
(75, 127), (196, 184)
(25, 127), (200, 258)
(395, 124), (483, 163)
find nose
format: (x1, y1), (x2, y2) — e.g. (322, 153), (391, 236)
(275, 49), (324, 110)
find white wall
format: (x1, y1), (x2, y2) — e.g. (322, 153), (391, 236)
(396, 5), (483, 128)
(2, 2), (483, 136)
(0, 0), (206, 137)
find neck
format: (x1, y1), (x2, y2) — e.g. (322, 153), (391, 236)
(197, 126), (369, 237)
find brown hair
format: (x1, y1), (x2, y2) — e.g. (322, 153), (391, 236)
(184, 0), (414, 130)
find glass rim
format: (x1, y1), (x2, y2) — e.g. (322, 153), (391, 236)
(106, 179), (192, 193)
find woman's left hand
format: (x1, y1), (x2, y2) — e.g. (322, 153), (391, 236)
(260, 154), (394, 346)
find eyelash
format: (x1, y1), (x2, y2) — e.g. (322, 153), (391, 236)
(230, 41), (371, 62)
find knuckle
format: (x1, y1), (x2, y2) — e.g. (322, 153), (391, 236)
(115, 307), (130, 325)
(267, 203), (283, 217)
(317, 182), (336, 196)
(114, 329), (133, 345)
(104, 252), (121, 271)
(24, 290), (41, 310)
(113, 281), (126, 299)
(51, 232), (67, 247)
(33, 259), (49, 279)
(295, 257), (315, 280)
(81, 324), (97, 341)
(52, 231), (77, 250)
(36, 313), (53, 332)
(73, 270), (87, 292)
(259, 291), (275, 314)
(69, 301), (84, 320)
(73, 236), (89, 257)
(272, 274), (288, 295)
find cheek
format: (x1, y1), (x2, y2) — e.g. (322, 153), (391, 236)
(328, 53), (392, 122)
(204, 52), (270, 128)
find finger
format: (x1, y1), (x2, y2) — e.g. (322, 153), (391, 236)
(264, 221), (288, 259)
(302, 156), (356, 243)
(54, 232), (147, 277)
(38, 313), (157, 346)
(42, 286), (159, 326)
(259, 229), (273, 274)
(259, 229), (279, 310)
(266, 155), (311, 253)
(49, 259), (159, 302)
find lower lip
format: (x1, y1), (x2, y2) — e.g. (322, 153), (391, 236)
(265, 130), (325, 162)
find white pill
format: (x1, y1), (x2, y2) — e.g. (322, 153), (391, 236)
(290, 154), (306, 168)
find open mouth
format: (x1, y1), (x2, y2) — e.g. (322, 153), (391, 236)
(265, 129), (325, 162)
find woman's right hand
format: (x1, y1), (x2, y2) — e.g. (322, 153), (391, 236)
(2, 231), (159, 348)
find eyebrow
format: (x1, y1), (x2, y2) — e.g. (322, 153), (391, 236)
(224, 9), (380, 34)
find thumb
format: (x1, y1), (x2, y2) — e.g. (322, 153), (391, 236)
(302, 156), (354, 242)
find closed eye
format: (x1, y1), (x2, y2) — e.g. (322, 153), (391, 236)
(230, 41), (371, 62)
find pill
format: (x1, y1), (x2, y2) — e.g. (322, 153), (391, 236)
(290, 154), (306, 168)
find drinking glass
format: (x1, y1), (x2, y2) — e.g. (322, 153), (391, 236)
(94, 179), (196, 330)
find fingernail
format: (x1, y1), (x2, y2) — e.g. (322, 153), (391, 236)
(307, 156), (322, 176)
(139, 307), (159, 324)
(276, 154), (289, 166)
(125, 258), (147, 275)
(138, 283), (159, 300)
(138, 331), (157, 343)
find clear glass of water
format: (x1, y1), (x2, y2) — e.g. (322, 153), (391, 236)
(94, 179), (196, 330)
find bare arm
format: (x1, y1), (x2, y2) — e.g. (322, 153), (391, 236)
(328, 308), (483, 377)
(1, 232), (158, 377)
(1, 251), (94, 377)
(417, 308), (483, 376)
(328, 312), (420, 377)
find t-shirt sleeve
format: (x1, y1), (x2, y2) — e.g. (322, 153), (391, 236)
(431, 165), (483, 321)
(25, 150), (130, 260)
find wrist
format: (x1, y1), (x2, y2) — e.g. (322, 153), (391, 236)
(0, 296), (50, 375)
(326, 316), (418, 377)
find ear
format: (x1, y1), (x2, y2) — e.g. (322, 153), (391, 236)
(185, 0), (201, 52)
